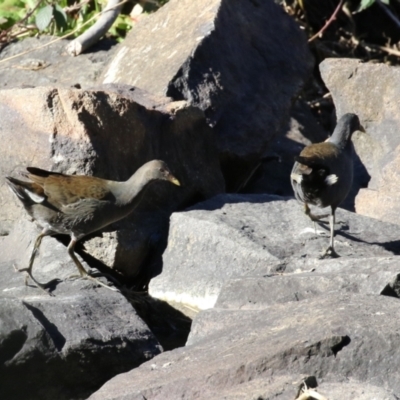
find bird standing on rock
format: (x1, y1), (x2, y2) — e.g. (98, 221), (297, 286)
(6, 160), (180, 294)
(290, 113), (364, 258)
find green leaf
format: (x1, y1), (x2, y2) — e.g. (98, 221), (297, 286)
(381, 0), (390, 4)
(35, 5), (53, 31)
(357, 0), (376, 12)
(0, 10), (18, 29)
(53, 4), (67, 31)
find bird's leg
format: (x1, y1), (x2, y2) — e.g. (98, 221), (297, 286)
(14, 230), (54, 295)
(67, 238), (118, 292)
(67, 238), (88, 277)
(320, 207), (340, 259)
(304, 203), (330, 222)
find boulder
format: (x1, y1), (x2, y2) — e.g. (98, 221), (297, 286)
(90, 373), (397, 399)
(102, 0), (313, 191)
(89, 293), (400, 399)
(216, 257), (400, 309)
(149, 194), (400, 309)
(0, 219), (162, 400)
(200, 377), (397, 400)
(0, 84), (224, 283)
(320, 58), (400, 223)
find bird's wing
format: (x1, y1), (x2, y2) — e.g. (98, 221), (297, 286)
(294, 156), (331, 173)
(26, 168), (113, 207)
(293, 142), (340, 175)
(299, 143), (340, 163)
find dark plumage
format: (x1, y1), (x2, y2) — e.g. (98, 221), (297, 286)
(6, 160), (180, 294)
(290, 113), (363, 258)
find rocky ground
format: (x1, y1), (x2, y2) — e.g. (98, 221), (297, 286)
(1, 0), (400, 399)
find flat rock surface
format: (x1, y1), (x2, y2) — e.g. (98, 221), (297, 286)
(0, 36), (116, 89)
(216, 256), (400, 309)
(149, 194), (400, 309)
(201, 376), (397, 400)
(89, 293), (400, 399)
(0, 219), (162, 400)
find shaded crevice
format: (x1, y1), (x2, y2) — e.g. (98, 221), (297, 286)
(380, 283), (399, 299)
(124, 293), (192, 352)
(0, 328), (27, 364)
(22, 302), (66, 352)
(386, 274), (400, 298)
(331, 335), (351, 357)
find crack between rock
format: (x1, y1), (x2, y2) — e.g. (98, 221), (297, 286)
(0, 326), (27, 364)
(47, 88), (60, 160)
(22, 301), (66, 352)
(331, 335), (351, 357)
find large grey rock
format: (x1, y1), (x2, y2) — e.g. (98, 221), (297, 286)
(149, 194), (400, 309)
(0, 84), (224, 283)
(216, 257), (400, 309)
(0, 36), (116, 89)
(89, 294), (400, 399)
(91, 373), (397, 400)
(320, 58), (400, 223)
(0, 220), (162, 400)
(202, 377), (397, 400)
(102, 0), (313, 191)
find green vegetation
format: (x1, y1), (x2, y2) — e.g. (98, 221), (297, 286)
(358, 0), (389, 12)
(0, 0), (168, 45)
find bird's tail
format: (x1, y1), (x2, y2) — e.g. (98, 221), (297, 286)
(5, 176), (45, 204)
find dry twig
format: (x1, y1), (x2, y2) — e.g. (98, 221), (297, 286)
(66, 0), (128, 56)
(308, 0), (344, 42)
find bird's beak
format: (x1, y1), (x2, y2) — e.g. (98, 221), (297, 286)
(168, 175), (181, 186)
(358, 124), (366, 133)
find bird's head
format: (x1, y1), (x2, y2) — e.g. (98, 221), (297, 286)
(144, 160), (181, 186)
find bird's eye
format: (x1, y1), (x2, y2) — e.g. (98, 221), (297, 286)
(160, 168), (165, 173)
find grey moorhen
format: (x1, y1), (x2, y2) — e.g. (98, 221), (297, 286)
(291, 113), (363, 258)
(6, 160), (180, 294)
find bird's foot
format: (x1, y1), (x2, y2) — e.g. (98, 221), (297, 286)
(319, 246), (340, 259)
(87, 270), (122, 287)
(67, 272), (83, 281)
(13, 264), (55, 296)
(84, 274), (119, 292)
(68, 272), (119, 292)
(336, 220), (347, 226)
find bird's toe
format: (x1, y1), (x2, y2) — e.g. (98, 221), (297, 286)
(70, 272), (119, 292)
(319, 246), (340, 259)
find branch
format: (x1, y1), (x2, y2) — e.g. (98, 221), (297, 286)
(308, 0), (344, 42)
(0, 4), (115, 65)
(65, 0), (127, 56)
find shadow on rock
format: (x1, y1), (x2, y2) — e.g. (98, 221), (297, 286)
(122, 292), (193, 351)
(187, 193), (289, 212)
